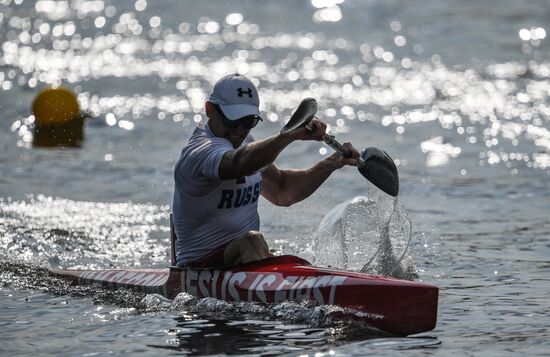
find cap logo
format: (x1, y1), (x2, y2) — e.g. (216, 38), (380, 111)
(237, 88), (253, 98)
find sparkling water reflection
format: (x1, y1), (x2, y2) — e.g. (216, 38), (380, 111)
(5, 4), (550, 170)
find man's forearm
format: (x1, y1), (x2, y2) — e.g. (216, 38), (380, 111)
(278, 156), (340, 205)
(220, 133), (293, 179)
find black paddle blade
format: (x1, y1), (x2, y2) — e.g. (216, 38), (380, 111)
(281, 98), (317, 133)
(358, 147), (399, 197)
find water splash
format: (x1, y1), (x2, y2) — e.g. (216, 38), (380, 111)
(165, 292), (386, 332)
(310, 194), (415, 279)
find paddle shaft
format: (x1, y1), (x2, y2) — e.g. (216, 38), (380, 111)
(307, 122), (362, 162)
(323, 133), (351, 158)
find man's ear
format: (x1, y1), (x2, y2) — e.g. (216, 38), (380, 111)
(205, 101), (214, 118)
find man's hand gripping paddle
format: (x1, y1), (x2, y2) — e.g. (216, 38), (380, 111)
(282, 98), (399, 197)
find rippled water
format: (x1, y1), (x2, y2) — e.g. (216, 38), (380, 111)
(1, 0), (550, 356)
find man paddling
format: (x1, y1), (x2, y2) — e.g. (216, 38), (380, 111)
(173, 73), (359, 267)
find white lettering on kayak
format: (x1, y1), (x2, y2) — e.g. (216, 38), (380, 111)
(76, 270), (167, 292)
(186, 269), (198, 295)
(220, 272), (231, 301)
(312, 275), (332, 304)
(247, 274), (264, 302)
(181, 270), (348, 305)
(111, 271), (129, 285)
(328, 276), (346, 304)
(228, 272), (246, 301)
(134, 273), (156, 286)
(211, 270), (220, 299)
(295, 277), (315, 301)
(120, 271), (138, 284)
(290, 276), (305, 300)
(274, 276), (298, 303)
(198, 270), (212, 297)
(76, 269), (347, 305)
(96, 271), (112, 282)
(255, 274), (277, 303)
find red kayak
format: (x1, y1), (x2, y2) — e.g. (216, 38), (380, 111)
(49, 254), (438, 336)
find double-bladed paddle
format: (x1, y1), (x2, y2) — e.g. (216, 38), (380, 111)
(282, 98), (399, 197)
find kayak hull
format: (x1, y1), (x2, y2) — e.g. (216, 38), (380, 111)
(49, 255), (437, 336)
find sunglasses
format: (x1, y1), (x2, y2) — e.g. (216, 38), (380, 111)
(215, 105), (262, 129)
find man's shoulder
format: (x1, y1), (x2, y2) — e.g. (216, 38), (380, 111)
(178, 125), (233, 164)
(188, 124), (232, 146)
(181, 125), (221, 153)
(188, 124), (212, 143)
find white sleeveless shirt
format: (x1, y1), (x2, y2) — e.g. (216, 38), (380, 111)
(172, 124), (262, 266)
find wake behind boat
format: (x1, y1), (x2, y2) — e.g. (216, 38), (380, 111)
(50, 246), (438, 336)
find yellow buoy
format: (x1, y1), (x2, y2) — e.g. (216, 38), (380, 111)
(32, 86), (80, 125)
(32, 86), (85, 147)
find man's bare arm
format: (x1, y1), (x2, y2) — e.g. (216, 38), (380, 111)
(218, 119), (326, 180)
(261, 143), (358, 207)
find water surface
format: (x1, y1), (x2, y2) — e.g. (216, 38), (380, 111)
(1, 0), (550, 356)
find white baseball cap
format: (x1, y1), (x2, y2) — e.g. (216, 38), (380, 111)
(209, 73), (261, 120)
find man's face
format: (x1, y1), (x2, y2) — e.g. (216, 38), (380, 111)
(207, 103), (252, 148)
(222, 123), (251, 149)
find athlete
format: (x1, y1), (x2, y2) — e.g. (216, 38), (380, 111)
(173, 73), (359, 267)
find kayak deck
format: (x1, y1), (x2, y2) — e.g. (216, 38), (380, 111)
(49, 255), (438, 336)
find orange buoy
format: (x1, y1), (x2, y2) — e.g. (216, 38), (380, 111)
(32, 86), (85, 147)
(32, 86), (80, 125)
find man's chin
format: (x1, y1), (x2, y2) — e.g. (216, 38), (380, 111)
(225, 134), (245, 148)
